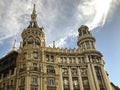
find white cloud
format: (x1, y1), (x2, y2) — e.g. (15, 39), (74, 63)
(0, 0), (119, 49)
(77, 0), (118, 30)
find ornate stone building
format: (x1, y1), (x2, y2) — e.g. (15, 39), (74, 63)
(0, 4), (119, 90)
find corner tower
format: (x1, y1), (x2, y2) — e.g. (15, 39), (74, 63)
(21, 4), (45, 48)
(16, 5), (45, 90)
(77, 25), (112, 90)
(77, 25), (96, 51)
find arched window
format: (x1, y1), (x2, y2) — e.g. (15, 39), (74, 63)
(35, 37), (40, 45)
(27, 36), (34, 44)
(33, 52), (38, 59)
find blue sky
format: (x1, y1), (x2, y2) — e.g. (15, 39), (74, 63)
(0, 0), (120, 87)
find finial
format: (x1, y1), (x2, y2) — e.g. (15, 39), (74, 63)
(53, 41), (56, 48)
(28, 4), (39, 28)
(31, 4), (37, 21)
(32, 4), (36, 14)
(13, 40), (16, 50)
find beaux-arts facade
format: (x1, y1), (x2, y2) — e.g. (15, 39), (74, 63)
(0, 4), (118, 90)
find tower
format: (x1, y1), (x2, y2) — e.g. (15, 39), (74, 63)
(16, 4), (45, 90)
(21, 4), (45, 48)
(77, 25), (96, 51)
(77, 25), (112, 90)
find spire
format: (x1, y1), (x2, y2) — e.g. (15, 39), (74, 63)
(31, 4), (36, 20)
(28, 4), (39, 28)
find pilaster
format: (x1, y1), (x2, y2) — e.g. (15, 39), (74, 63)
(68, 67), (73, 90)
(77, 67), (84, 90)
(91, 64), (100, 90)
(85, 55), (96, 90)
(26, 74), (30, 90)
(59, 67), (64, 90)
(100, 66), (112, 90)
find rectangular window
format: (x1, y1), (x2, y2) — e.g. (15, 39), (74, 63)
(72, 77), (79, 88)
(47, 66), (55, 73)
(32, 63), (38, 71)
(31, 87), (38, 90)
(46, 55), (49, 61)
(33, 63), (37, 67)
(95, 66), (105, 90)
(63, 77), (69, 89)
(50, 56), (54, 62)
(46, 55), (54, 62)
(20, 77), (25, 86)
(86, 41), (90, 49)
(47, 78), (55, 87)
(31, 76), (38, 85)
(82, 77), (90, 90)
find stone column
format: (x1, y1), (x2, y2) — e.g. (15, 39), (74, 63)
(77, 67), (84, 90)
(68, 67), (73, 90)
(85, 55), (96, 90)
(100, 65), (112, 90)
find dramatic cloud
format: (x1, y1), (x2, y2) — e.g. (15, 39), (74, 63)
(0, 0), (119, 48)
